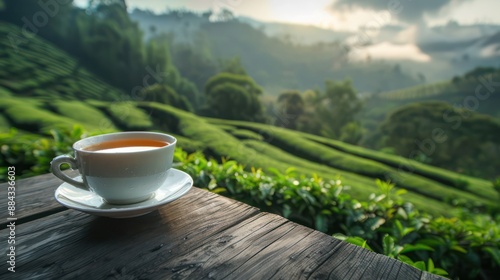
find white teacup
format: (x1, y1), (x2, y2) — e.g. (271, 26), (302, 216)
(51, 132), (176, 204)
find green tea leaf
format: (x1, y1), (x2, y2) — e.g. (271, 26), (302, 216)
(431, 268), (448, 276)
(397, 255), (413, 265)
(383, 234), (395, 257)
(400, 244), (434, 254)
(451, 245), (467, 254)
(484, 247), (500, 266)
(413, 261), (426, 271)
(427, 258), (434, 272)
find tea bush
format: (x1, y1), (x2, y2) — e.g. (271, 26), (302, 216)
(0, 126), (87, 179)
(0, 126), (498, 278)
(174, 149), (500, 279)
(229, 129), (264, 141)
(103, 102), (154, 130)
(300, 132), (484, 193)
(0, 22), (123, 101)
(208, 120), (496, 210)
(50, 100), (117, 131)
(2, 97), (493, 216)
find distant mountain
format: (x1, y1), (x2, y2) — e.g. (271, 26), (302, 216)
(483, 31), (500, 47)
(129, 9), (500, 95)
(418, 23), (500, 56)
(238, 16), (352, 45)
(129, 9), (422, 94)
(130, 9), (208, 42)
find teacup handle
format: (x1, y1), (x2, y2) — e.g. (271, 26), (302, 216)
(50, 155), (87, 190)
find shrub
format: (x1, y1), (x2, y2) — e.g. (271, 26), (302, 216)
(0, 126), (86, 180)
(105, 102), (153, 130)
(230, 129), (264, 141)
(51, 100), (118, 131)
(174, 149), (499, 279)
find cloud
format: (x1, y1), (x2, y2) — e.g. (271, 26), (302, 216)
(331, 0), (469, 23)
(349, 42), (432, 62)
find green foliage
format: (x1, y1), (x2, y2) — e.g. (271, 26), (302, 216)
(0, 23), (123, 101)
(220, 56), (247, 75)
(71, 2), (148, 90)
(464, 67), (498, 79)
(169, 40), (219, 93)
(339, 121), (365, 144)
(205, 72), (263, 96)
(1, 92), (496, 217)
(281, 80), (364, 143)
(103, 102), (153, 130)
(1, 123), (498, 278)
(140, 84), (193, 112)
(0, 126), (86, 180)
(316, 79), (363, 138)
(168, 133), (206, 153)
(0, 114), (9, 133)
(381, 101), (500, 179)
(493, 178), (500, 198)
(1, 4), (200, 108)
(299, 132), (496, 201)
(211, 120), (496, 212)
(50, 100), (118, 131)
(174, 150), (499, 279)
(145, 36), (201, 108)
(274, 90), (304, 130)
(202, 72), (265, 122)
(1, 98), (85, 133)
(378, 81), (451, 100)
(230, 129), (264, 141)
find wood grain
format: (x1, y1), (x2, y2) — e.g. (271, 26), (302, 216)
(0, 171), (78, 226)
(0, 188), (260, 279)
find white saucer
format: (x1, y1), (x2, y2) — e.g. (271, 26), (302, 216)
(54, 169), (193, 218)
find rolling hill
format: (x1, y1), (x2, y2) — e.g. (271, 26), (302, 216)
(130, 9), (422, 94)
(0, 21), (497, 217)
(361, 69), (500, 138)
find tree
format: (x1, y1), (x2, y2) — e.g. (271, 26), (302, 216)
(202, 73), (265, 122)
(144, 35), (201, 108)
(220, 56), (247, 76)
(380, 101), (500, 179)
(170, 42), (218, 93)
(140, 84), (193, 112)
(464, 67), (498, 79)
(275, 90), (304, 130)
(316, 79), (363, 138)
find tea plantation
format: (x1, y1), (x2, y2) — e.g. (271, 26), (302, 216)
(0, 21), (497, 216)
(361, 69), (500, 134)
(0, 21), (498, 279)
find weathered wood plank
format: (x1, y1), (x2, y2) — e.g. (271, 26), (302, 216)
(0, 188), (260, 279)
(142, 212), (291, 279)
(0, 171), (78, 225)
(421, 271), (445, 280)
(308, 238), (421, 279)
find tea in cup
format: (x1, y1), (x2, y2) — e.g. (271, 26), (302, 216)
(51, 131), (177, 204)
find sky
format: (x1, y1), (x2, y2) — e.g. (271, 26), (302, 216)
(72, 0), (500, 62)
(74, 0), (500, 31)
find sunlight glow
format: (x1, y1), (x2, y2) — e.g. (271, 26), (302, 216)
(350, 42), (432, 62)
(268, 0), (331, 25)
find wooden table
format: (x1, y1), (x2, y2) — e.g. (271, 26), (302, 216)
(0, 172), (443, 280)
